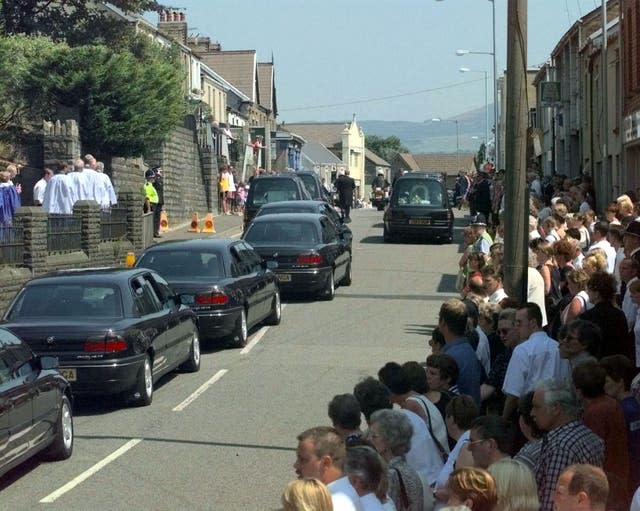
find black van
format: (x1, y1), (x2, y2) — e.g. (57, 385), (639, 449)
(383, 172), (453, 243)
(244, 174), (311, 229)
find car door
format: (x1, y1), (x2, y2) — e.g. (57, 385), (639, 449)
(321, 217), (348, 281)
(130, 276), (172, 379)
(0, 343), (12, 467)
(238, 241), (274, 321)
(230, 244), (262, 326)
(147, 272), (193, 366)
(0, 340), (35, 467)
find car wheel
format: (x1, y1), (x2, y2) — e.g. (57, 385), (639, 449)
(180, 327), (201, 372)
(132, 354), (153, 406)
(320, 271), (335, 300)
(265, 291), (281, 326)
(342, 260), (352, 286)
(230, 309), (248, 348)
(44, 394), (73, 461)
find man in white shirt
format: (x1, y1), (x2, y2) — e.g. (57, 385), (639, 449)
(481, 266), (509, 305)
(42, 164), (77, 214)
(501, 302), (569, 420)
(587, 221), (617, 273)
(94, 161), (117, 208)
(33, 167), (53, 205)
(294, 426), (363, 511)
(527, 266), (548, 327)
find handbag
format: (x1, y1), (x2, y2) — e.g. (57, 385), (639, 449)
(414, 395), (449, 463)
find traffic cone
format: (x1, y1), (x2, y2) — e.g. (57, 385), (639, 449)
(188, 213), (200, 233)
(160, 211), (169, 232)
(201, 213), (216, 233)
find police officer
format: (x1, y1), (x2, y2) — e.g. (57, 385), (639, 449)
(143, 169), (160, 237)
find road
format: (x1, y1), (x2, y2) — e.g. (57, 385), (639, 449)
(0, 208), (463, 510)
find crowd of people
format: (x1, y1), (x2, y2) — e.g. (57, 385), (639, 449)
(0, 163), (21, 227)
(39, 154), (117, 214)
(281, 169), (640, 511)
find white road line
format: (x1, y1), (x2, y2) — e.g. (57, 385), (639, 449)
(240, 304), (286, 355)
(231, 232), (241, 238)
(40, 439), (143, 503)
(172, 369), (228, 412)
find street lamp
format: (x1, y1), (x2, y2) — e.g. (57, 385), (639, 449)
(449, 0), (498, 169)
(431, 117), (460, 171)
(459, 67), (489, 147)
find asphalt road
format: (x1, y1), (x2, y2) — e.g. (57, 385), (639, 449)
(0, 207), (464, 510)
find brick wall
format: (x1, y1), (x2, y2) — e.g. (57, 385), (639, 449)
(623, 0), (640, 114)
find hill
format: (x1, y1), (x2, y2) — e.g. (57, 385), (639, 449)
(359, 104), (493, 154)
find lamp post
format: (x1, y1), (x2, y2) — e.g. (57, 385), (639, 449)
(432, 117), (460, 171)
(459, 67), (489, 147)
(449, 0), (499, 169)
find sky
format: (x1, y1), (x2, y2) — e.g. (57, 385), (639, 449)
(149, 0), (603, 124)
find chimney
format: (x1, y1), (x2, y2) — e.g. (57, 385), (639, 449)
(158, 9), (188, 45)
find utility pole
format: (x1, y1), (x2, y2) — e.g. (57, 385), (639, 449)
(503, 0), (529, 303)
(601, 0), (608, 205)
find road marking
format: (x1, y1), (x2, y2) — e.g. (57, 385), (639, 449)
(40, 439), (143, 503)
(240, 304), (286, 355)
(172, 369), (228, 412)
(231, 232), (241, 238)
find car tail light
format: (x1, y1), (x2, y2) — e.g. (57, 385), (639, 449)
(84, 334), (127, 353)
(195, 292), (229, 305)
(296, 253), (323, 265)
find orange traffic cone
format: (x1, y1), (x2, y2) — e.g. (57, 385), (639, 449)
(201, 213), (216, 233)
(160, 211), (169, 232)
(188, 213), (200, 233)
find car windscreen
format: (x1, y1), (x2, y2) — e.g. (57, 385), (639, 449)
(137, 250), (224, 279)
(297, 175), (320, 198)
(248, 179), (299, 206)
(244, 220), (319, 244)
(7, 284), (123, 319)
(392, 179), (444, 207)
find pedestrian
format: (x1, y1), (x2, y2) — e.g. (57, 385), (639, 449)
(0, 170), (21, 227)
(334, 169), (356, 222)
(281, 478), (334, 511)
(531, 379), (605, 511)
(143, 169), (161, 237)
(552, 464), (609, 511)
(151, 166), (164, 236)
(444, 467), (497, 511)
(33, 167), (53, 206)
(466, 415), (513, 470)
(328, 394), (364, 446)
(344, 445), (391, 510)
(487, 458), (539, 511)
(218, 166), (231, 215)
(294, 426), (364, 511)
(42, 161), (76, 214)
(95, 161), (117, 209)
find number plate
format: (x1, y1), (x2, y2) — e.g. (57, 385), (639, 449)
(277, 274), (291, 282)
(181, 294), (194, 305)
(409, 218), (431, 225)
(59, 368), (77, 382)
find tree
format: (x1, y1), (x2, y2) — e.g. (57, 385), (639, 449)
(365, 135), (408, 163)
(18, 35), (185, 157)
(1, 0), (163, 46)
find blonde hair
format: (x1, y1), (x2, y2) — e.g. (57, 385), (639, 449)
(447, 467), (497, 511)
(616, 194), (634, 216)
(281, 479), (333, 511)
(582, 251), (607, 275)
(487, 459), (539, 511)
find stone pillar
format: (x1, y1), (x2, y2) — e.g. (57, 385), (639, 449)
(118, 189), (144, 251)
(73, 200), (101, 260)
(200, 147), (218, 212)
(14, 207), (48, 272)
(43, 119), (81, 167)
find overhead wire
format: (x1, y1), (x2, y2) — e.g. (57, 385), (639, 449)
(279, 76), (485, 112)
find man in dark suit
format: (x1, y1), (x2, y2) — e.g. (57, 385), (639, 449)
(334, 169), (356, 222)
(623, 219), (640, 266)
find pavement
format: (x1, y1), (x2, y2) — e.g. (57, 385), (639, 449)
(153, 212), (244, 243)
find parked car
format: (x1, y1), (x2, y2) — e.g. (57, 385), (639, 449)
(243, 173), (311, 229)
(383, 172), (454, 243)
(0, 326), (73, 477)
(294, 170), (332, 202)
(135, 239), (281, 348)
(254, 200), (353, 252)
(1, 268), (200, 406)
(242, 213), (352, 300)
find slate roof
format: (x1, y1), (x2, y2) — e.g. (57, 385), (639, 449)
(199, 50), (256, 101)
(412, 153), (476, 175)
(282, 123), (348, 149)
(395, 152), (420, 170)
(365, 149), (391, 167)
(257, 62), (274, 112)
(301, 142), (345, 165)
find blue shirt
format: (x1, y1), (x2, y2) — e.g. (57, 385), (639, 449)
(442, 337), (482, 405)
